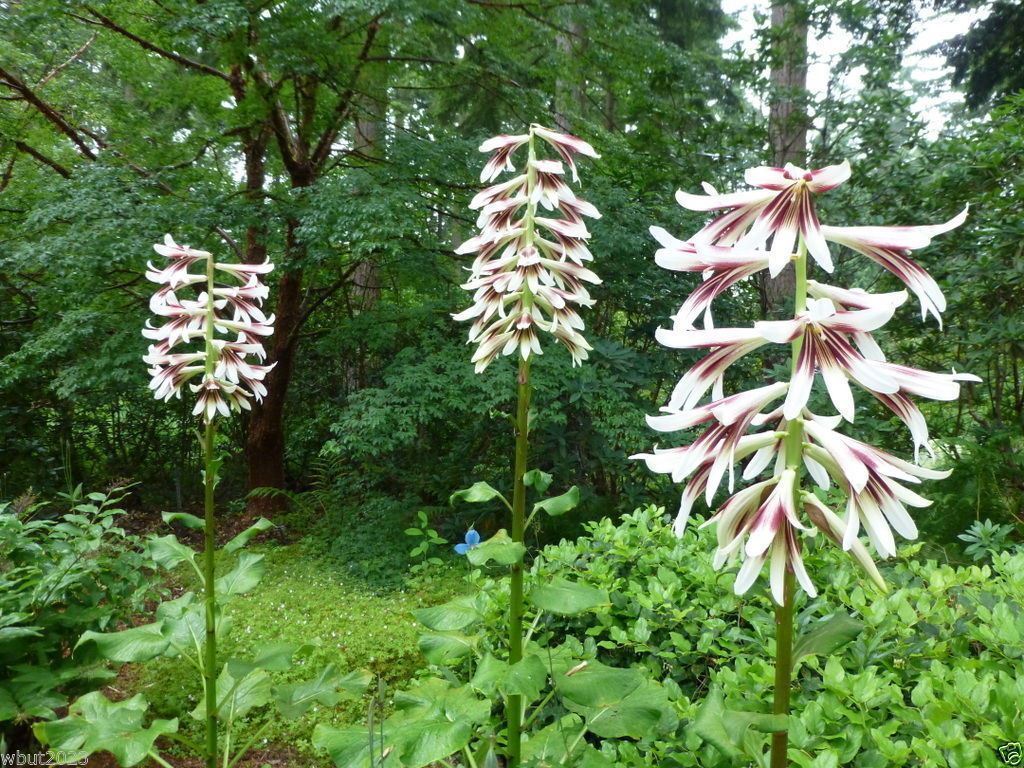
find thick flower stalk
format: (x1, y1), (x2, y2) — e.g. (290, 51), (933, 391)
(638, 162), (977, 767)
(142, 234), (275, 768)
(454, 125), (600, 768)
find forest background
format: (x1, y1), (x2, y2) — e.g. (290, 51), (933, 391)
(1, 0), (1022, 551)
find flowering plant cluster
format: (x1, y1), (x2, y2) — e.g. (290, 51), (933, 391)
(453, 124), (601, 371)
(143, 235), (275, 421)
(636, 161), (977, 604)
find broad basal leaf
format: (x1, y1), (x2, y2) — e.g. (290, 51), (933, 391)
(412, 595), (482, 631)
(450, 481), (510, 508)
(793, 612), (864, 661)
(33, 692), (178, 767)
(532, 486), (581, 517)
(75, 623), (169, 663)
(224, 517), (275, 554)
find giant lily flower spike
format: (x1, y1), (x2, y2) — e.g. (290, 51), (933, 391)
(143, 235), (275, 422)
(454, 124), (601, 372)
(452, 124), (602, 768)
(639, 160), (978, 605)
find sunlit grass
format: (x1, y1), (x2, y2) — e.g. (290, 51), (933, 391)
(131, 502), (465, 763)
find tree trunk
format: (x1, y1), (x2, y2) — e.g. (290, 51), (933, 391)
(760, 0), (809, 318)
(246, 224), (304, 512)
(243, 126), (297, 515)
(554, 18), (586, 132)
(342, 73), (386, 393)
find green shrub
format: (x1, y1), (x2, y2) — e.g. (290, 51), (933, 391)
(0, 485), (159, 745)
(468, 506), (1023, 766)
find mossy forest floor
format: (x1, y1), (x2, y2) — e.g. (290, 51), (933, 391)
(115, 499), (466, 766)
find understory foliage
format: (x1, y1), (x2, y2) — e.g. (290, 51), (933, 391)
(0, 485), (159, 747)
(473, 507), (1023, 767)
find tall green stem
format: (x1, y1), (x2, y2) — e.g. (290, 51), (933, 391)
(202, 248), (219, 768)
(508, 356), (531, 768)
(506, 129), (539, 768)
(771, 238), (807, 768)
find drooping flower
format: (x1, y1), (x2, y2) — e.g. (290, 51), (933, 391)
(454, 124), (602, 372)
(639, 160), (977, 603)
(143, 235), (276, 422)
(676, 161), (851, 277)
(821, 207), (968, 326)
(675, 166), (968, 324)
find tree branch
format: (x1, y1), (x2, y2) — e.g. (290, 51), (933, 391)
(0, 67), (96, 159)
(245, 60), (306, 179)
(297, 261), (364, 329)
(37, 33), (98, 88)
(82, 6), (234, 83)
(0, 155), (16, 193)
(309, 14), (383, 171)
(13, 141), (72, 178)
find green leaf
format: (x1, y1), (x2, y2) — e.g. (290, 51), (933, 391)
(391, 681), (484, 764)
(412, 595), (481, 631)
(312, 724), (400, 768)
(522, 469), (553, 494)
(147, 534), (197, 571)
(314, 679), (486, 768)
(555, 660), (677, 739)
(469, 653), (507, 697)
(529, 577), (608, 615)
(274, 666), (371, 720)
(500, 653), (548, 702)
(532, 486), (580, 517)
(0, 626), (43, 643)
(224, 518), (274, 554)
(418, 631), (476, 665)
(466, 529), (525, 567)
(215, 552), (265, 596)
(76, 623), (169, 663)
(393, 677), (490, 724)
(0, 687), (18, 720)
(392, 717), (473, 768)
(689, 685), (788, 761)
(793, 612), (864, 661)
(521, 714), (585, 765)
(160, 512), (204, 530)
(191, 666), (272, 721)
(154, 593), (205, 656)
(556, 660), (642, 707)
(227, 642), (311, 679)
(33, 692), (178, 767)
(315, 708), (475, 768)
(449, 481), (510, 509)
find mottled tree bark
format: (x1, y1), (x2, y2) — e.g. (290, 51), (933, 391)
(554, 17), (586, 133)
(760, 0), (809, 318)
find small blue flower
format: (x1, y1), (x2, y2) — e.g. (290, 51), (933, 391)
(454, 529), (481, 555)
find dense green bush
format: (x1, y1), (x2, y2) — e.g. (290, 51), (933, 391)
(0, 485), (159, 745)
(463, 506), (1023, 766)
